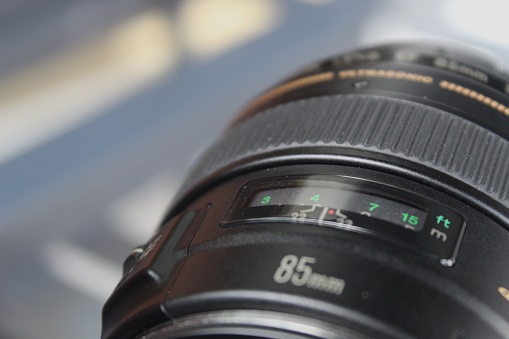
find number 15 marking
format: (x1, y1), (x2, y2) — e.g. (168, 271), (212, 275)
(369, 203), (379, 211)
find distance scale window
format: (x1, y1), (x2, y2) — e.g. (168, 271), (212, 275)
(224, 177), (466, 266)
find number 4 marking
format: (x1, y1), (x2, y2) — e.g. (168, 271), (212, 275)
(369, 203), (379, 211)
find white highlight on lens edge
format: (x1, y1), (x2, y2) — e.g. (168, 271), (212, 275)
(444, 0), (509, 47)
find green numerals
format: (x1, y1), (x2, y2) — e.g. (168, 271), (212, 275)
(310, 195), (320, 202)
(402, 213), (419, 225)
(369, 203), (379, 211)
(261, 196), (271, 204)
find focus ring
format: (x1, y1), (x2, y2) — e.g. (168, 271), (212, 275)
(179, 95), (509, 208)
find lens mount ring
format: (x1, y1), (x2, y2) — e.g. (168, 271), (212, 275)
(139, 309), (371, 339)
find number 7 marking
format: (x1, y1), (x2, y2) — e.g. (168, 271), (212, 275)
(369, 203), (379, 211)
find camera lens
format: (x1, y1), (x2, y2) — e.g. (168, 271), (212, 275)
(102, 44), (509, 339)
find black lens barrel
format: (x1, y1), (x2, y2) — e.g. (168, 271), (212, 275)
(102, 44), (509, 339)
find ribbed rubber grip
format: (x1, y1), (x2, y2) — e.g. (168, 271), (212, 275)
(179, 95), (509, 208)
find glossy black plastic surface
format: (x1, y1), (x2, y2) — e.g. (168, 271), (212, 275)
(102, 44), (509, 339)
(103, 165), (509, 338)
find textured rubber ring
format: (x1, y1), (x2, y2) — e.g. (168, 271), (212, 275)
(176, 94), (509, 212)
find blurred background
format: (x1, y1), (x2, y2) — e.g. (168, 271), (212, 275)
(1, 0), (508, 338)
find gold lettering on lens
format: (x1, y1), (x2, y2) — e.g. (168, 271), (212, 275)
(338, 69), (433, 84)
(499, 287), (509, 302)
(257, 72), (334, 102)
(239, 72), (334, 119)
(440, 81), (509, 117)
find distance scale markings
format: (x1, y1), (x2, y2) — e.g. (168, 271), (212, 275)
(290, 204), (352, 225)
(250, 187), (426, 232)
(225, 178), (466, 266)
